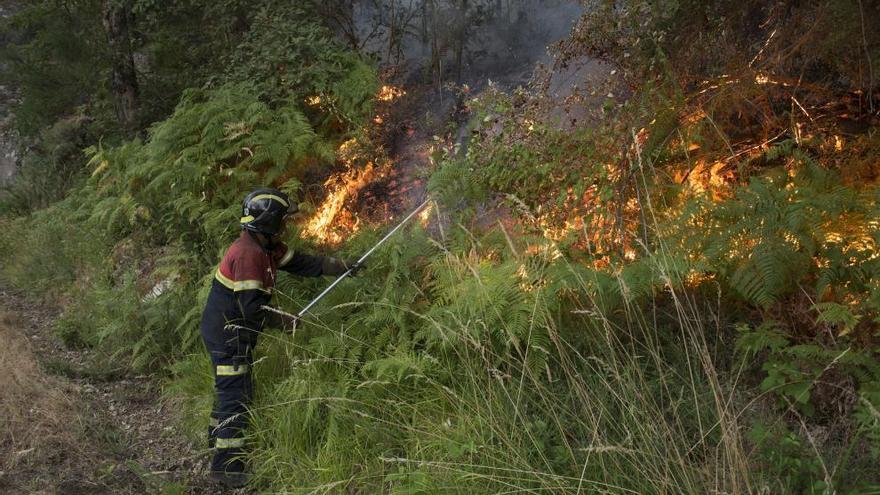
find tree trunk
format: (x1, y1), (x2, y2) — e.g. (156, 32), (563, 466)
(388, 0), (396, 60)
(429, 0), (441, 91)
(421, 0), (429, 48)
(101, 0), (138, 133)
(455, 0), (468, 83)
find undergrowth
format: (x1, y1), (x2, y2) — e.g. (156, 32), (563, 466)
(1, 1), (879, 493)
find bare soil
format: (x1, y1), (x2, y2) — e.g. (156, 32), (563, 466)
(0, 287), (241, 494)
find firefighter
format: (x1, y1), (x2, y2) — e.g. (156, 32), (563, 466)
(200, 188), (361, 488)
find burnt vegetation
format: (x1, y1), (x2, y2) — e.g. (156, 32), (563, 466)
(1, 0), (880, 493)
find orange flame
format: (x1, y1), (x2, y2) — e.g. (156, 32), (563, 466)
(301, 84), (406, 244)
(303, 162), (383, 244)
(378, 85), (406, 102)
(418, 203), (433, 227)
(303, 137), (390, 244)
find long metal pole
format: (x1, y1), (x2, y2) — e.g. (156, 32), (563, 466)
(294, 199), (431, 320)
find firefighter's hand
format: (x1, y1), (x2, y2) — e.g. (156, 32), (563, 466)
(322, 257), (365, 276)
(281, 314), (299, 332)
(345, 259), (365, 276)
(267, 311), (298, 332)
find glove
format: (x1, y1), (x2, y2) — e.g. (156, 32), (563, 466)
(322, 257), (366, 276)
(346, 259), (365, 276)
(267, 310), (298, 332)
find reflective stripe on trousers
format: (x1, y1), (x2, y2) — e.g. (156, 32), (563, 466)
(216, 364), (249, 376)
(215, 437), (245, 449)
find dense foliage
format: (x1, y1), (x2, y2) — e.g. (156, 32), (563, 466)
(1, 0), (879, 493)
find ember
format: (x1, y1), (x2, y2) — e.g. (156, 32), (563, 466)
(377, 85), (405, 102)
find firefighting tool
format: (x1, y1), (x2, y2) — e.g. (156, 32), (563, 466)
(283, 199), (431, 329)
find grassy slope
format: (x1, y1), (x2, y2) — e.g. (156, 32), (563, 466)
(2, 2), (880, 493)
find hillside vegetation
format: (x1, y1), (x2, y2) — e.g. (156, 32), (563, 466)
(1, 1), (879, 493)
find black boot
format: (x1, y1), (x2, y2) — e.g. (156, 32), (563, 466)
(210, 446), (248, 488)
(210, 469), (248, 488)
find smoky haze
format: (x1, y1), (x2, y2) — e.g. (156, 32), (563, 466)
(322, 1), (589, 221)
(342, 0), (583, 90)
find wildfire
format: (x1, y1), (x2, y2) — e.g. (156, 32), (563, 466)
(685, 271), (715, 287)
(378, 85), (405, 102)
(524, 243), (563, 260)
(373, 85), (405, 124)
(300, 84), (407, 244)
(303, 162), (384, 244)
(303, 137), (390, 244)
(418, 202), (433, 227)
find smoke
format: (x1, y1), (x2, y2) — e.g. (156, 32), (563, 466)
(455, 0), (583, 88)
(319, 1), (589, 221)
(348, 0), (583, 90)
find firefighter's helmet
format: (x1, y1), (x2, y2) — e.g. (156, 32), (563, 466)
(240, 188), (298, 236)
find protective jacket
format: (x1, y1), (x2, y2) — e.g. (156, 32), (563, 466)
(199, 230), (338, 476)
(201, 230), (327, 349)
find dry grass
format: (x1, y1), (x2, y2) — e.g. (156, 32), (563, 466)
(0, 310), (77, 473)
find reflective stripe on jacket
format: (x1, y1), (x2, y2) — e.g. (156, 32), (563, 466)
(200, 230), (328, 342)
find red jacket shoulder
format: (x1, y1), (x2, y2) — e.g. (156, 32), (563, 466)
(219, 233), (267, 283)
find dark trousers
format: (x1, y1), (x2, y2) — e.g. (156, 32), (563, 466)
(201, 318), (256, 475)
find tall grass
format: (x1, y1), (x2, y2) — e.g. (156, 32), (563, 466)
(163, 135), (877, 493)
(0, 193), (807, 493)
(163, 211), (762, 494)
(5, 131), (871, 493)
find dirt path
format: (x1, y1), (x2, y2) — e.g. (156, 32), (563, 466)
(0, 287), (228, 494)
